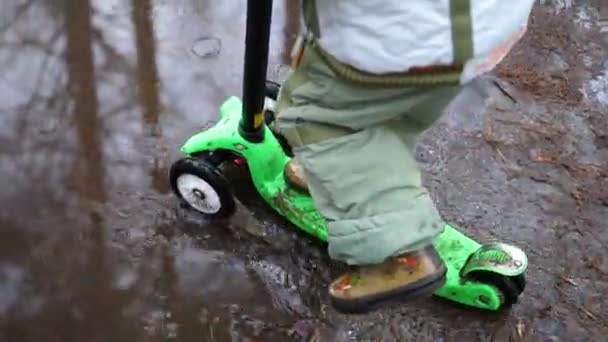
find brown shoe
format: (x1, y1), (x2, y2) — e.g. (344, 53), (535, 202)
(284, 158), (309, 192)
(328, 245), (446, 314)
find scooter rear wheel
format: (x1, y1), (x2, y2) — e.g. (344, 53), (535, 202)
(169, 157), (235, 219)
(468, 271), (525, 307)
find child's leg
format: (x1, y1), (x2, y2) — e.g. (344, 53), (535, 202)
(291, 122), (445, 264)
(276, 46), (461, 264)
(274, 44), (462, 311)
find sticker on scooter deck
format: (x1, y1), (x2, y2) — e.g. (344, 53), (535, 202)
(460, 243), (528, 277)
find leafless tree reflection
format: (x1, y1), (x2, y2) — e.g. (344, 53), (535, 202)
(63, 0), (128, 340)
(132, 0), (160, 128)
(64, 0), (105, 203)
(131, 0), (169, 194)
(0, 1), (313, 340)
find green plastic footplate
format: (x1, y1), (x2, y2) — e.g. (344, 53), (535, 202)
(181, 96), (502, 311)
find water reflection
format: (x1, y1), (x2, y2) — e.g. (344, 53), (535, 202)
(65, 0), (106, 203)
(0, 0), (312, 341)
(132, 0), (160, 129)
(131, 0), (169, 194)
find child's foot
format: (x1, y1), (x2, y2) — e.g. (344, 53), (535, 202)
(284, 158), (309, 192)
(328, 245), (447, 314)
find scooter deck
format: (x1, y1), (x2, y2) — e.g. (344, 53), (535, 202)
(180, 96), (513, 310)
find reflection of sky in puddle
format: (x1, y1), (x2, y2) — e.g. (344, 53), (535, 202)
(0, 263), (45, 318)
(0, 264), (25, 314)
(0, 1), (299, 337)
(173, 247), (258, 299)
(0, 0), (293, 202)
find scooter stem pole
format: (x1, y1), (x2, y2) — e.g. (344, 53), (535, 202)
(238, 0), (273, 142)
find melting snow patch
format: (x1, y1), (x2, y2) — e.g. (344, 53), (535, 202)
(575, 7), (594, 29)
(583, 68), (608, 108)
(540, 0), (574, 13)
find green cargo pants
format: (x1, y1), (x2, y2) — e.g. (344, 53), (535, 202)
(274, 43), (462, 265)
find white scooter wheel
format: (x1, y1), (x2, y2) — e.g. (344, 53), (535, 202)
(169, 157), (235, 219)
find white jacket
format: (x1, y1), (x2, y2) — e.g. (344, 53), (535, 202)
(310, 0), (535, 83)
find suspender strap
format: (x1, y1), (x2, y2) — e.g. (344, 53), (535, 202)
(450, 0), (474, 63)
(298, 0), (473, 86)
(302, 0), (321, 37)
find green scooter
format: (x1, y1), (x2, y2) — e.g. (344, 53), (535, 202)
(169, 0), (527, 312)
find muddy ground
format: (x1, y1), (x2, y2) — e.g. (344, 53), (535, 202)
(0, 0), (607, 341)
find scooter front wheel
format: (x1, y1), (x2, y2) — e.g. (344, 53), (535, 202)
(169, 157), (235, 219)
